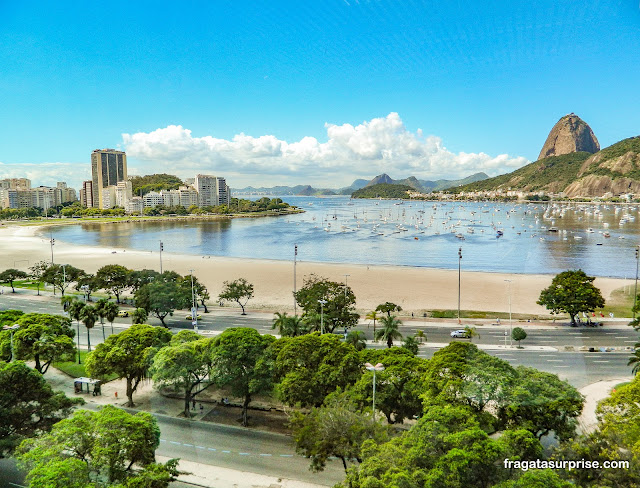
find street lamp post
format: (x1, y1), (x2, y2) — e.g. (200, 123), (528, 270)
(343, 274), (350, 299)
(159, 241), (164, 274)
(505, 279), (512, 347)
(2, 324), (20, 362)
(458, 247), (462, 325)
(318, 299), (327, 334)
(190, 269), (198, 332)
(364, 362), (385, 420)
(81, 284), (89, 303)
(50, 233), (55, 295)
(634, 246), (639, 319)
(294, 244), (298, 316)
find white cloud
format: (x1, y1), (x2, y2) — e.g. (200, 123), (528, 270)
(0, 162), (90, 189)
(122, 113), (529, 187)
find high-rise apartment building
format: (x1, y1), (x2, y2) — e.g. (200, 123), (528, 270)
(91, 149), (127, 208)
(194, 174), (230, 207)
(0, 178), (31, 190)
(81, 181), (93, 208)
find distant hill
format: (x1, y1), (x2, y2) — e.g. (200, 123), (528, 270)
(362, 172), (489, 193)
(453, 137), (640, 197)
(129, 174), (183, 196)
(351, 183), (415, 199)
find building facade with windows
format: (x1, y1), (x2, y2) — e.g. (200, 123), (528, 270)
(91, 149), (128, 209)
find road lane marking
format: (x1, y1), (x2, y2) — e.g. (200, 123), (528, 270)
(183, 444), (193, 447)
(239, 453), (250, 456)
(169, 441), (180, 445)
(539, 355), (557, 357)
(260, 453), (272, 456)
(196, 446), (205, 449)
(592, 361), (610, 363)
(208, 448), (216, 451)
(280, 454), (294, 457)
(538, 340), (559, 343)
(222, 450), (230, 453)
(546, 360), (564, 362)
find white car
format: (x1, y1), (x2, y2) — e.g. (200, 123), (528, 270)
(450, 329), (469, 338)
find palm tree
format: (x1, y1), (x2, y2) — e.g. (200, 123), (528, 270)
(60, 295), (74, 312)
(415, 330), (426, 343)
(375, 315), (403, 348)
(95, 298), (109, 341)
(103, 301), (119, 336)
(628, 347), (640, 375)
(272, 311), (290, 335)
(79, 305), (98, 352)
(272, 312), (309, 337)
(345, 330), (367, 351)
(68, 300), (85, 364)
(365, 310), (379, 336)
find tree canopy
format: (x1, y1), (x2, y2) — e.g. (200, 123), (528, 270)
(211, 328), (275, 426)
(0, 268), (28, 293)
(16, 405), (178, 487)
(0, 361), (81, 457)
(537, 270), (605, 325)
(96, 264), (131, 303)
(218, 278), (254, 315)
(294, 274), (359, 333)
(85, 324), (172, 407)
(134, 277), (191, 326)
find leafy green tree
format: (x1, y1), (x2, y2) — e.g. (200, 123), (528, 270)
(96, 264), (132, 303)
(0, 361), (82, 457)
(537, 269), (605, 326)
(294, 274), (359, 333)
(338, 404), (509, 488)
(291, 390), (389, 473)
(0, 268), (28, 293)
(500, 366), (583, 441)
(353, 348), (428, 424)
(42, 264), (84, 296)
(132, 307), (149, 325)
(374, 315), (403, 348)
(85, 324), (172, 407)
(79, 304), (98, 352)
(211, 328), (275, 426)
(275, 332), (362, 407)
(151, 335), (213, 418)
(345, 330), (367, 351)
(218, 278), (254, 315)
(16, 405), (178, 486)
(464, 324), (480, 342)
(128, 269), (160, 292)
(512, 327), (527, 348)
(75, 273), (100, 302)
(29, 260), (50, 296)
(375, 301), (403, 317)
(494, 470), (573, 488)
(135, 280), (191, 326)
(271, 312), (310, 337)
(13, 313), (76, 374)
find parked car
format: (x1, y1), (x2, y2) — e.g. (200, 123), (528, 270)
(450, 329), (469, 338)
(185, 314), (203, 320)
(117, 310), (129, 318)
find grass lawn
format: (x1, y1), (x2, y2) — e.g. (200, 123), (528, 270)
(427, 309), (551, 320)
(53, 350), (117, 382)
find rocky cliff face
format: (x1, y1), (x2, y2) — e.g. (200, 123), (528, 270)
(538, 114), (600, 160)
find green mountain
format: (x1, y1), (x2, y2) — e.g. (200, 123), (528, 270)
(453, 137), (640, 197)
(351, 183), (415, 199)
(129, 174), (184, 196)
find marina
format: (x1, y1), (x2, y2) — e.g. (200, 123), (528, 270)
(46, 197), (640, 279)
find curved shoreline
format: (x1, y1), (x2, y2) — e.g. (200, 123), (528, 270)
(0, 225), (631, 316)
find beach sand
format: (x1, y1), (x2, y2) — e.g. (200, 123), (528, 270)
(0, 224), (630, 316)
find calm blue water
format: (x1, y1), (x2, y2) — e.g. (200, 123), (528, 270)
(46, 197), (640, 278)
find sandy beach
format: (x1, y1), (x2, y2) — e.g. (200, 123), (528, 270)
(0, 223), (631, 316)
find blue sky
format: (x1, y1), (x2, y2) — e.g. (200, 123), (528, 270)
(1, 0), (639, 188)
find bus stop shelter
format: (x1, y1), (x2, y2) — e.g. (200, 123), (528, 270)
(74, 377), (102, 396)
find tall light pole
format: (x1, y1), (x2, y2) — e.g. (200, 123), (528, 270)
(190, 269), (198, 332)
(159, 241), (164, 273)
(505, 279), (512, 347)
(364, 362), (384, 420)
(343, 274), (350, 299)
(50, 233), (56, 295)
(634, 246), (639, 319)
(318, 299), (327, 334)
(294, 244), (298, 316)
(3, 324), (19, 361)
(458, 247), (462, 325)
